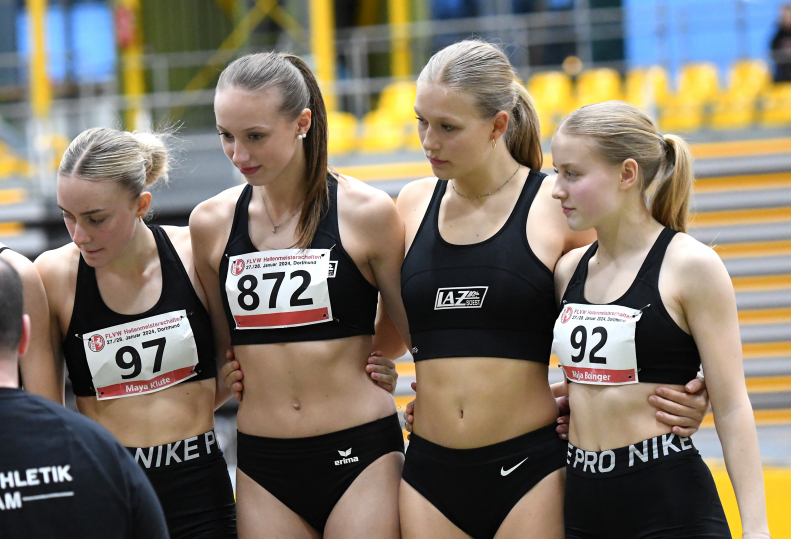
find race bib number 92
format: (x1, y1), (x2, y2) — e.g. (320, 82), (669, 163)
(552, 303), (643, 385)
(83, 310), (199, 400)
(226, 249), (333, 329)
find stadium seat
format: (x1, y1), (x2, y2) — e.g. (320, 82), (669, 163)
(527, 71), (573, 138)
(660, 62), (720, 132)
(327, 111), (359, 155)
(358, 82), (419, 152)
(576, 68), (623, 108)
(625, 66), (670, 110)
(760, 82), (791, 126)
(377, 81), (417, 118)
(359, 109), (408, 153)
(711, 60), (770, 129)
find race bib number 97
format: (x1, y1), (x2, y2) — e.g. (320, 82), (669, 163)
(83, 310), (199, 400)
(552, 303), (643, 385)
(226, 249), (333, 329)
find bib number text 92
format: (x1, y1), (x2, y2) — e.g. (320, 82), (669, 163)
(569, 326), (608, 364)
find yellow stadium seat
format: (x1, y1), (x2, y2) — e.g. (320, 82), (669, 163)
(760, 82), (791, 126)
(527, 72), (573, 138)
(625, 66), (670, 110)
(356, 82), (419, 152)
(576, 68), (623, 108)
(660, 62), (720, 132)
(327, 111), (359, 155)
(359, 109), (409, 153)
(377, 81), (418, 120)
(710, 60), (770, 129)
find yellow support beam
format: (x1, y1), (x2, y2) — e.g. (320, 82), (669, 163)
(388, 0), (411, 78)
(309, 0), (337, 112)
(27, 0), (51, 119)
(116, 0), (146, 131)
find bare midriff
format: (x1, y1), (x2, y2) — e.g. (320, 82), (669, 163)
(77, 377), (216, 448)
(234, 334), (396, 438)
(413, 357), (559, 449)
(568, 382), (687, 451)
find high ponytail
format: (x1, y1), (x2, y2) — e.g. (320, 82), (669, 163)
(556, 101), (694, 232)
(419, 40), (543, 171)
(509, 81), (543, 171)
(217, 52), (330, 249)
(652, 134), (693, 232)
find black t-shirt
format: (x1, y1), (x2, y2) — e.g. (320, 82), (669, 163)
(0, 388), (170, 538)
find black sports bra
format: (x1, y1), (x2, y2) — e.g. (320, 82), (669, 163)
(219, 175), (378, 345)
(401, 172), (557, 363)
(63, 225), (217, 397)
(560, 228), (701, 385)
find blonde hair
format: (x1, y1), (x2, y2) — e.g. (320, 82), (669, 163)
(418, 40), (543, 171)
(217, 52), (330, 250)
(59, 127), (170, 198)
(556, 101), (694, 232)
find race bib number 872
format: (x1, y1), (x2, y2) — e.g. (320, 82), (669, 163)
(552, 303), (643, 385)
(83, 310), (199, 400)
(226, 249), (333, 330)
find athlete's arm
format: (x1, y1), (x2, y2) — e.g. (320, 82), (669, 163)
(3, 251), (61, 403)
(343, 177), (411, 350)
(189, 198), (235, 410)
(373, 294), (407, 359)
(678, 240), (769, 535)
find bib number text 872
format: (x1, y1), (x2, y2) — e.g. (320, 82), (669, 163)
(237, 270), (313, 311)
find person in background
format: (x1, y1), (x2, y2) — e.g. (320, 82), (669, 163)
(771, 3), (791, 82)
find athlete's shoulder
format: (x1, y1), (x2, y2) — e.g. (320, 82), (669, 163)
(34, 243), (80, 284)
(161, 225), (190, 249)
(190, 184), (245, 228)
(397, 177), (437, 205)
(554, 244), (590, 294)
(336, 172), (393, 205)
(335, 173), (397, 222)
(665, 231), (728, 281)
(0, 248), (39, 285)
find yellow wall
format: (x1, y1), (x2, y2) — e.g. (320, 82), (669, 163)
(710, 465), (791, 537)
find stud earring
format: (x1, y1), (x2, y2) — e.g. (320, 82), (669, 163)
(298, 133), (306, 140)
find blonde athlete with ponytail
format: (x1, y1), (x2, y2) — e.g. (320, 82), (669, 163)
(552, 102), (769, 538)
(395, 41), (711, 539)
(191, 52), (408, 539)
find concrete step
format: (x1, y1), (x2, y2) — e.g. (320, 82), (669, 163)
(692, 187), (791, 212)
(723, 255), (791, 277)
(737, 290), (791, 310)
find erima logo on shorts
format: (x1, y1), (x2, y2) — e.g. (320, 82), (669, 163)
(434, 287), (488, 310)
(335, 448), (358, 466)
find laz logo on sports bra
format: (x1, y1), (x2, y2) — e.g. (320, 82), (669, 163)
(226, 249), (334, 329)
(552, 304), (643, 385)
(434, 286), (488, 310)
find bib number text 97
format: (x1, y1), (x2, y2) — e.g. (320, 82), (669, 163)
(237, 270), (313, 311)
(569, 326), (608, 364)
(115, 338), (166, 379)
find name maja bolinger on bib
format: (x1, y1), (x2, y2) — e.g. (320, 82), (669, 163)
(552, 303), (643, 385)
(83, 309), (199, 400)
(226, 248), (333, 329)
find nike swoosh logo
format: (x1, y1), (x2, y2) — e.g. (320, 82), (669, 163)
(500, 457), (529, 477)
